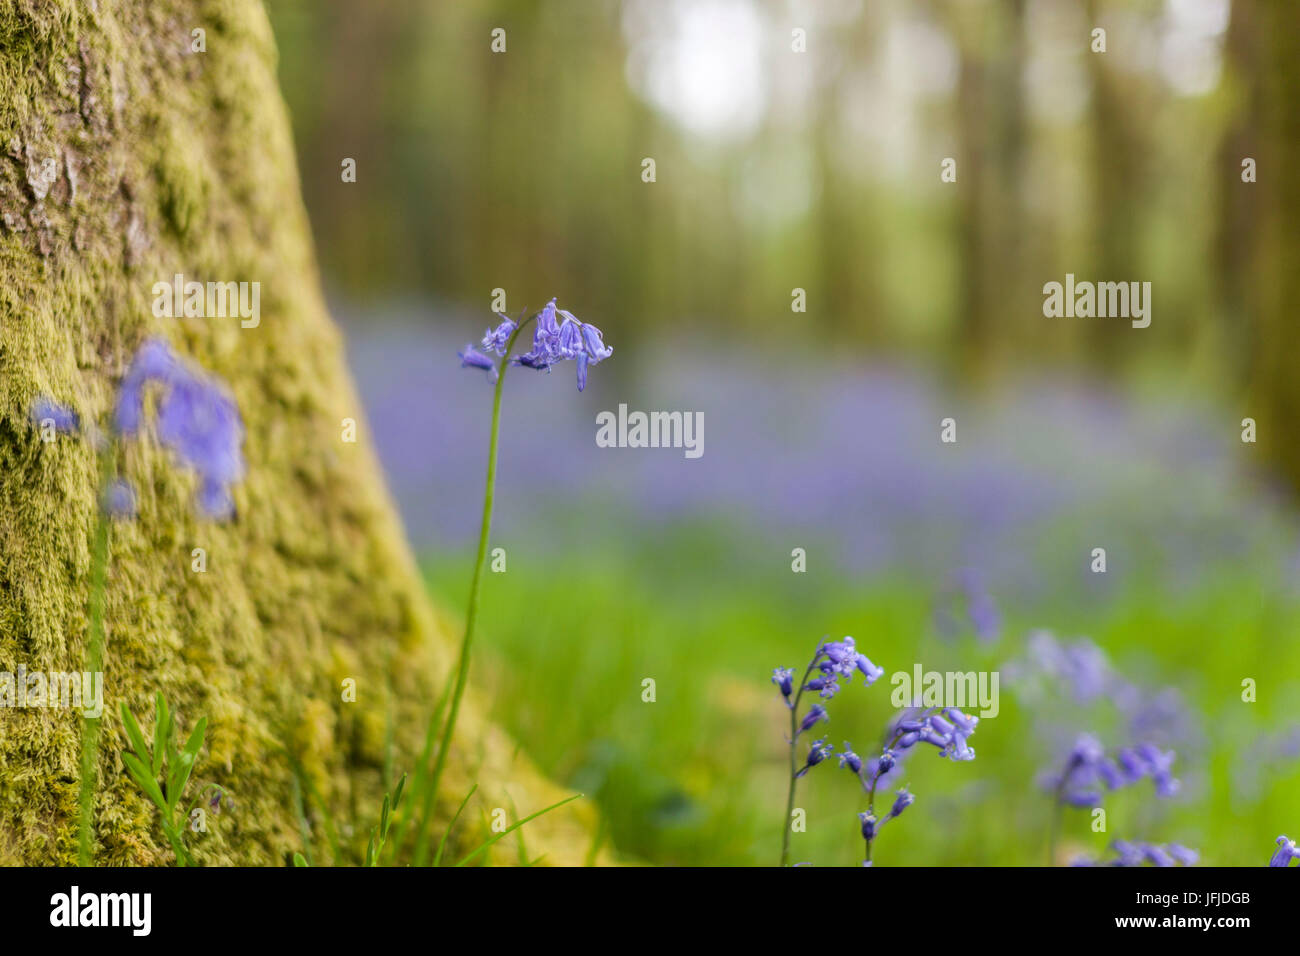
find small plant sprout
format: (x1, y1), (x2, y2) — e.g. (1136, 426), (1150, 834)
(118, 694), (212, 866)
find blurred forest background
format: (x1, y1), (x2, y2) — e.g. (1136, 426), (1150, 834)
(257, 0), (1300, 866)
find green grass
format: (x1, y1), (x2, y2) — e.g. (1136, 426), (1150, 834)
(422, 529), (1300, 867)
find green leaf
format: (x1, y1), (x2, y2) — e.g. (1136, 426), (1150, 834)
(292, 852), (309, 867)
(165, 717), (205, 812)
(119, 703), (150, 764)
(122, 751), (166, 809)
(152, 694), (171, 777)
(452, 793), (582, 868)
(431, 783), (477, 867)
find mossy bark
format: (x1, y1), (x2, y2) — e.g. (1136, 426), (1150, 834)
(0, 0), (596, 865)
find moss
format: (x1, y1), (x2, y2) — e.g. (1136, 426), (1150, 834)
(0, 0), (600, 865)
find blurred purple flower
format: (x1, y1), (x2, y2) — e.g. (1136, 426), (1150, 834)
(114, 338), (245, 520)
(1270, 835), (1298, 868)
(30, 397), (78, 433)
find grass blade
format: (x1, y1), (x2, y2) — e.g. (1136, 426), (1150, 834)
(452, 793), (582, 868)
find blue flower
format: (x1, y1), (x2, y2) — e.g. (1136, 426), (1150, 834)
(114, 338), (245, 520)
(1079, 840), (1199, 867)
(771, 667), (794, 700)
(459, 344), (499, 383)
(481, 316), (518, 355)
(1271, 835), (1298, 868)
(105, 479), (136, 518)
(30, 397), (78, 433)
(506, 299), (613, 391)
(858, 812), (877, 841)
(797, 737), (834, 777)
(798, 704), (828, 735)
(888, 788), (914, 818)
(838, 744), (862, 774)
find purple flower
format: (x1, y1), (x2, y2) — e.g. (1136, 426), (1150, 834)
(805, 674), (841, 700)
(481, 316), (518, 356)
(838, 744), (862, 774)
(506, 299), (613, 391)
(1080, 840), (1198, 867)
(458, 345), (499, 383)
(105, 479), (136, 518)
(888, 789), (914, 818)
(771, 667), (794, 701)
(798, 704), (828, 735)
(30, 397), (78, 433)
(114, 339), (245, 520)
(797, 737), (834, 777)
(1271, 835), (1298, 868)
(858, 812), (877, 842)
(1046, 734), (1180, 806)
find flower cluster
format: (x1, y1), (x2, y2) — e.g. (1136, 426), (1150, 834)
(114, 338), (245, 519)
(459, 298), (613, 391)
(30, 339), (244, 520)
(774, 636), (884, 866)
(1270, 835), (1299, 868)
(1073, 841), (1198, 867)
(1044, 733), (1179, 806)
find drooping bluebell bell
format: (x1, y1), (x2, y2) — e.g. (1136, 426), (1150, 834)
(771, 667), (794, 702)
(888, 788), (914, 819)
(30, 397), (78, 433)
(858, 812), (877, 842)
(796, 737), (834, 777)
(798, 704), (828, 735)
(114, 338), (245, 520)
(1270, 835), (1298, 868)
(502, 299), (613, 391)
(458, 345), (499, 383)
(837, 744), (862, 774)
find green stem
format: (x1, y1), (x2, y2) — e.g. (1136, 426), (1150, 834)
(413, 322), (527, 865)
(780, 658), (818, 867)
(77, 443), (115, 867)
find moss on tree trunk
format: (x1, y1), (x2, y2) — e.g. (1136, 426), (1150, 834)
(0, 0), (595, 865)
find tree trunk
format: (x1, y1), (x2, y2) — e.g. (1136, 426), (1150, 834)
(0, 0), (595, 865)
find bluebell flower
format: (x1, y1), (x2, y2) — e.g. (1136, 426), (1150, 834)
(771, 667), (794, 701)
(506, 298), (613, 391)
(798, 704), (828, 735)
(858, 812), (877, 842)
(838, 744), (862, 774)
(481, 316), (518, 355)
(888, 789), (914, 819)
(805, 674), (841, 699)
(30, 397), (78, 433)
(458, 345), (499, 383)
(1270, 835), (1298, 868)
(114, 338), (245, 520)
(105, 479), (136, 518)
(797, 737), (834, 777)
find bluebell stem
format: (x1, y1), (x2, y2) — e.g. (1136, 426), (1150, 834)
(1270, 835), (1298, 868)
(414, 300), (611, 864)
(776, 636), (883, 867)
